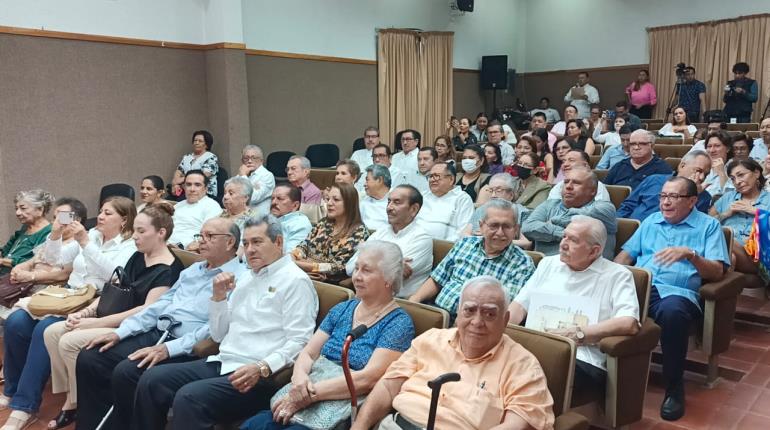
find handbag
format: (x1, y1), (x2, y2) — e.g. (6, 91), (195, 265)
(27, 284), (96, 317)
(0, 274), (35, 308)
(96, 266), (134, 317)
(269, 356), (366, 430)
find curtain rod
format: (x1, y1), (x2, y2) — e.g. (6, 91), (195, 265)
(647, 12), (770, 32)
(376, 28), (454, 36)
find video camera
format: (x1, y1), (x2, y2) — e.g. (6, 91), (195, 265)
(675, 63), (688, 78)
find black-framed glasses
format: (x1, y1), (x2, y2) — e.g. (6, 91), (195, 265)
(659, 193), (694, 201)
(193, 233), (232, 242)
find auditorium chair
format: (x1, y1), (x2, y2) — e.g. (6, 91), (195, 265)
(641, 118), (665, 124)
(614, 218), (640, 257)
(747, 130), (760, 139)
(214, 166), (228, 205)
(593, 144), (603, 156)
(589, 155), (601, 169)
(726, 123), (759, 132)
(171, 247), (205, 268)
(305, 143), (340, 168)
(309, 167), (337, 191)
(394, 299), (449, 334)
(84, 183), (136, 229)
(655, 137), (693, 145)
(664, 157), (682, 171)
(605, 185), (631, 210)
(654, 144), (691, 159)
(505, 326), (590, 430)
(594, 169), (609, 182)
(265, 150), (295, 179)
(352, 137), (365, 154)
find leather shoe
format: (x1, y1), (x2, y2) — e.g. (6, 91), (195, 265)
(660, 383), (685, 421)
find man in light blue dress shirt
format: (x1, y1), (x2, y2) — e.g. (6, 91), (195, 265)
(616, 177), (729, 422)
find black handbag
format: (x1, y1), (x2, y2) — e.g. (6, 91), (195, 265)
(96, 266), (133, 317)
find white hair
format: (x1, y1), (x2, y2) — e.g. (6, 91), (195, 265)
(242, 144), (264, 158)
(569, 215), (607, 254)
(357, 240), (404, 296)
(459, 275), (511, 308)
(224, 176), (254, 202)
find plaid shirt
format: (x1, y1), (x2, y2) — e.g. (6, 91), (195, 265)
(432, 236), (535, 314)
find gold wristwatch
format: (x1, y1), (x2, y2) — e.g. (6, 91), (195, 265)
(257, 360), (272, 378)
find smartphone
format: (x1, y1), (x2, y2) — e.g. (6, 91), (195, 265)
(58, 211), (75, 225)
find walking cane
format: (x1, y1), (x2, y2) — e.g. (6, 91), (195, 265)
(426, 373), (461, 430)
(342, 324), (368, 423)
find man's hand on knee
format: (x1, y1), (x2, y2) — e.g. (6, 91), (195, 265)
(86, 332), (120, 352)
(228, 363), (262, 393)
(128, 344), (170, 369)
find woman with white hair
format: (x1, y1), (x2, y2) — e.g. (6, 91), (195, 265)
(219, 176), (257, 231)
(240, 241), (415, 430)
(1, 190), (55, 275)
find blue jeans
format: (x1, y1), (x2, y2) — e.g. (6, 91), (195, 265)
(2, 310), (64, 412)
(240, 410), (309, 430)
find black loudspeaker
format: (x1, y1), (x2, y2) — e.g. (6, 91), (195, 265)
(457, 0), (474, 12)
(481, 55), (508, 90)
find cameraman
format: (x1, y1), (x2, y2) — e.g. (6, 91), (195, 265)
(677, 66), (706, 123)
(723, 62), (758, 123)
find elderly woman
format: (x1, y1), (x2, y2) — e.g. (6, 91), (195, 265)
(1, 197), (137, 429)
(659, 106), (697, 138)
(702, 131), (734, 198)
(565, 118), (595, 156)
(137, 176), (169, 212)
(171, 130), (219, 198)
(219, 177), (257, 231)
(40, 203), (183, 430)
(457, 144), (491, 202)
(240, 241), (415, 430)
(711, 159), (770, 274)
(434, 135), (457, 165)
(292, 183), (369, 283)
(1, 190), (55, 275)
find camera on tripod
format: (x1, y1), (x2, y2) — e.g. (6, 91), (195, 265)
(675, 63), (688, 80)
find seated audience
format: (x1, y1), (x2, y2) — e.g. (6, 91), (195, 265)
(137, 176), (169, 212)
(485, 122), (514, 165)
(244, 241), (415, 429)
(593, 113), (628, 149)
(596, 125), (632, 170)
(1, 197), (137, 430)
(356, 144), (408, 192)
(292, 183), (369, 283)
(530, 96), (561, 124)
(711, 159), (770, 274)
(334, 159), (361, 187)
(1, 190), (54, 275)
(269, 183), (312, 253)
(470, 112), (489, 141)
(410, 199), (534, 316)
(353, 276), (554, 430)
(658, 106), (696, 138)
(346, 185), (432, 299)
(517, 131), (553, 180)
(565, 118), (596, 156)
(351, 126), (380, 172)
(167, 170), (222, 248)
(391, 129), (421, 184)
(587, 106), (603, 137)
(218, 177), (256, 232)
(615, 177), (729, 421)
(523, 112), (557, 150)
(512, 153), (552, 209)
(286, 155), (322, 205)
(416, 162), (474, 241)
(702, 131), (734, 198)
(41, 203), (183, 430)
(457, 145), (491, 202)
(626, 69), (657, 119)
(749, 117), (770, 162)
(433, 134), (457, 165)
(523, 167), (617, 259)
(548, 149), (611, 201)
(360, 164), (391, 231)
(485, 136), (504, 176)
(730, 133), (753, 162)
(618, 150), (713, 221)
(171, 130), (219, 198)
(604, 130), (672, 189)
(510, 216), (639, 393)
(463, 188), (532, 250)
(413, 147), (437, 194)
(564, 71), (600, 119)
(75, 218), (245, 430)
(237, 144), (275, 216)
(551, 105), (581, 138)
(452, 117), (478, 150)
(549, 137), (573, 183)
(614, 100), (643, 130)
(686, 121), (727, 154)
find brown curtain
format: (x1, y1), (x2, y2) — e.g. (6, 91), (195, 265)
(648, 14), (770, 122)
(377, 29), (453, 149)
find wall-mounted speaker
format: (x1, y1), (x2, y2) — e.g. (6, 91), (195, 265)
(456, 0), (474, 12)
(481, 55), (508, 90)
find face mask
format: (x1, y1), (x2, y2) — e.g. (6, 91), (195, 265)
(461, 159), (479, 173)
(516, 165), (532, 180)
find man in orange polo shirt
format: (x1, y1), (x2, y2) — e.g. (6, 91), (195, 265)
(351, 276), (555, 430)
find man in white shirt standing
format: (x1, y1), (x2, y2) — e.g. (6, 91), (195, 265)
(351, 126), (380, 172)
(485, 122), (515, 166)
(131, 215), (319, 430)
(391, 129), (421, 185)
(360, 164), (391, 231)
(564, 71), (600, 119)
(416, 162), (474, 241)
(168, 170), (223, 248)
(413, 147), (437, 195)
(347, 184), (433, 298)
(237, 144), (275, 217)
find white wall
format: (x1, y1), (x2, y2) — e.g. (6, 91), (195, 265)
(523, 0), (770, 72)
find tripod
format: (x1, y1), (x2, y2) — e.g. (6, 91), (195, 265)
(664, 76), (686, 123)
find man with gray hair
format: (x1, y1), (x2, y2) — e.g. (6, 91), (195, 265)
(604, 130), (672, 189)
(353, 275), (555, 430)
(286, 155), (322, 205)
(237, 144), (275, 216)
(510, 216), (640, 397)
(415, 162), (474, 241)
(130, 215), (319, 429)
(523, 167), (617, 259)
(360, 164), (391, 231)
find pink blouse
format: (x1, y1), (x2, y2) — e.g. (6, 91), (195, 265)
(626, 82), (657, 108)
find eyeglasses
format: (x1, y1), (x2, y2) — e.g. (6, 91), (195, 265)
(242, 156), (261, 162)
(372, 153), (389, 160)
(401, 137), (415, 142)
(193, 233), (232, 242)
(428, 174), (452, 181)
(482, 222), (515, 232)
(659, 193), (694, 201)
(460, 303), (501, 321)
(629, 141), (651, 148)
(488, 187), (513, 194)
(364, 134), (379, 139)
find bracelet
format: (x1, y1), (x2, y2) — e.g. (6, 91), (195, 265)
(311, 263), (320, 273)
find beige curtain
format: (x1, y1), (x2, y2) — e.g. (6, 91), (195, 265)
(377, 30), (453, 149)
(648, 14), (770, 122)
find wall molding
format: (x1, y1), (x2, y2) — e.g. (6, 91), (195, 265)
(521, 63), (649, 77)
(245, 49), (376, 65)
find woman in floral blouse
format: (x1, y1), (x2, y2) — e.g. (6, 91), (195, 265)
(292, 183), (369, 283)
(170, 130), (219, 198)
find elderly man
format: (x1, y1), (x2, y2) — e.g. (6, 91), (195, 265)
(510, 216), (640, 393)
(237, 144), (275, 217)
(269, 182), (312, 252)
(131, 215), (318, 430)
(617, 150), (712, 222)
(564, 71), (600, 119)
(75, 218), (245, 430)
(416, 162), (474, 241)
(523, 167), (617, 259)
(346, 185), (433, 298)
(392, 129), (421, 183)
(286, 155), (322, 205)
(410, 199), (534, 317)
(615, 177), (729, 421)
(486, 121), (515, 165)
(351, 126), (380, 171)
(168, 170), (223, 248)
(548, 150), (611, 201)
(353, 276), (554, 430)
(413, 147), (437, 195)
(604, 130), (672, 189)
(748, 117), (770, 162)
(360, 164), (391, 231)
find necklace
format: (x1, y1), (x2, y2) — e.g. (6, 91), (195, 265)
(353, 300), (396, 328)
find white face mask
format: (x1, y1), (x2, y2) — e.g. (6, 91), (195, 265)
(461, 159), (479, 173)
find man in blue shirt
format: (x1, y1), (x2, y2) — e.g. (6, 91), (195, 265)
(677, 67), (706, 123)
(617, 150), (712, 221)
(604, 130), (672, 189)
(615, 177), (729, 422)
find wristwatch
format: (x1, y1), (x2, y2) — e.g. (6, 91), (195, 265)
(575, 327), (585, 345)
(686, 248), (697, 261)
(257, 360), (272, 378)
